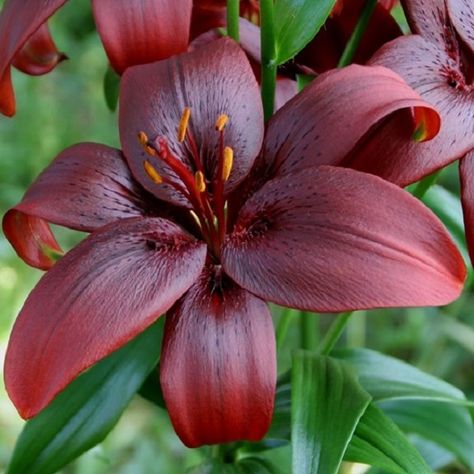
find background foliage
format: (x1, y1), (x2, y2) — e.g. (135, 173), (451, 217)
(0, 1), (473, 472)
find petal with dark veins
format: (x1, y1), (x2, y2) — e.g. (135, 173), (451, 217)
(160, 267), (276, 447)
(120, 38), (264, 207)
(5, 217), (207, 419)
(222, 166), (465, 312)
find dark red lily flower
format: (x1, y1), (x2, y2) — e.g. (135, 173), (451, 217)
(3, 39), (465, 447)
(0, 0), (192, 116)
(336, 0), (474, 260)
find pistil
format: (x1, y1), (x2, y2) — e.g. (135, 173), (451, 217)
(138, 108), (234, 260)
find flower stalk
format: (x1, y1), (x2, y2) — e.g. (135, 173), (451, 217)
(227, 0), (240, 42)
(260, 0), (277, 121)
(338, 0), (377, 67)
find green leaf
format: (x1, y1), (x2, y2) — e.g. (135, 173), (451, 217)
(187, 461), (238, 474)
(7, 320), (163, 474)
(422, 184), (470, 264)
(408, 435), (456, 471)
(267, 380), (291, 441)
(296, 74), (315, 92)
(379, 399), (474, 471)
(273, 0), (336, 64)
(138, 363), (166, 408)
(333, 348), (467, 403)
(103, 65), (120, 112)
(291, 351), (371, 474)
(238, 457), (280, 473)
(187, 458), (279, 474)
(345, 403), (431, 474)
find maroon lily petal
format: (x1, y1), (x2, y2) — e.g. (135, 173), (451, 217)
(2, 143), (153, 269)
(92, 0), (192, 75)
(2, 213), (62, 270)
(0, 0), (67, 116)
(459, 151), (474, 265)
(190, 0), (226, 40)
(5, 217), (207, 419)
(447, 0), (474, 54)
(401, 0), (447, 46)
(0, 67), (14, 117)
(120, 38), (264, 207)
(349, 34), (474, 185)
(160, 267), (276, 447)
(260, 64), (440, 181)
(12, 23), (66, 75)
(222, 166), (465, 312)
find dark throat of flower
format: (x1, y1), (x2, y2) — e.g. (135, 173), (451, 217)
(138, 108), (234, 261)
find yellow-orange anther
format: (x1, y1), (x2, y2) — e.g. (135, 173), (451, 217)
(143, 160), (163, 184)
(138, 131), (148, 147)
(215, 114), (229, 131)
(178, 107), (191, 142)
(222, 146), (234, 181)
(195, 170), (206, 192)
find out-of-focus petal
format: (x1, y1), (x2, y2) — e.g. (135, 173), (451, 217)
(120, 38), (263, 207)
(298, 0), (401, 73)
(350, 35), (474, 185)
(260, 64), (440, 181)
(222, 166), (465, 312)
(459, 151), (474, 265)
(3, 143), (154, 269)
(5, 217), (207, 419)
(190, 1), (226, 40)
(92, 0), (192, 75)
(0, 0), (67, 116)
(447, 0), (474, 54)
(12, 23), (66, 75)
(160, 267), (276, 447)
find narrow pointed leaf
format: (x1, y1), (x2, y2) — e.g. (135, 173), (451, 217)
(7, 320), (163, 474)
(291, 351), (371, 474)
(422, 184), (468, 260)
(103, 65), (120, 111)
(345, 403), (431, 474)
(274, 0), (336, 64)
(379, 399), (474, 470)
(333, 348), (468, 403)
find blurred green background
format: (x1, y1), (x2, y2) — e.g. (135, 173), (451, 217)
(0, 1), (473, 473)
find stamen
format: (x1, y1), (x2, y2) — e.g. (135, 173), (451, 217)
(215, 114), (229, 131)
(222, 146), (234, 181)
(143, 160), (163, 184)
(195, 171), (206, 192)
(138, 131), (148, 147)
(178, 107), (191, 142)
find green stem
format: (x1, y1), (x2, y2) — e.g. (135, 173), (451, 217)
(300, 311), (319, 351)
(276, 308), (295, 350)
(211, 444), (224, 461)
(226, 0), (240, 42)
(337, 0), (377, 67)
(260, 0), (277, 120)
(412, 170), (442, 199)
(317, 312), (353, 355)
(347, 310), (366, 347)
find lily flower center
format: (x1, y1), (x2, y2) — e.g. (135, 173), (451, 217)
(138, 108), (234, 260)
(441, 23), (474, 91)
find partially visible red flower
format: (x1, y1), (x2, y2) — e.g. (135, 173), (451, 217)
(0, 0), (192, 116)
(3, 39), (465, 447)
(338, 0), (474, 260)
